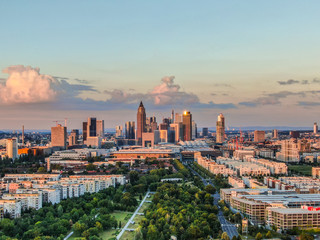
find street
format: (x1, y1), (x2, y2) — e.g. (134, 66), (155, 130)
(185, 162), (239, 239)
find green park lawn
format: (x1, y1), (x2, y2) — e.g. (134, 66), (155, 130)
(288, 164), (312, 176)
(99, 211), (132, 240)
(138, 202), (151, 213)
(119, 230), (135, 240)
(130, 214), (145, 229)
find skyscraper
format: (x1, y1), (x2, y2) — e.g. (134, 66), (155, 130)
(202, 127), (209, 137)
(216, 113), (225, 143)
(82, 122), (88, 141)
(254, 130), (265, 143)
(314, 122), (318, 135)
(83, 117), (104, 141)
(68, 129), (79, 146)
(192, 120), (197, 139)
(96, 120), (105, 138)
(88, 117), (97, 137)
(115, 125), (123, 138)
(137, 101), (146, 145)
(51, 124), (67, 149)
(21, 125), (24, 145)
(273, 129), (279, 139)
(182, 111), (192, 141)
(6, 138), (18, 160)
(125, 121), (135, 139)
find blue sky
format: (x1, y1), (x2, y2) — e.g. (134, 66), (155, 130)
(1, 1), (320, 129)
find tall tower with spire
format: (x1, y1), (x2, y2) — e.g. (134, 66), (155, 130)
(137, 101), (146, 145)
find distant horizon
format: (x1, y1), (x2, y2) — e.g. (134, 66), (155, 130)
(0, 126), (314, 133)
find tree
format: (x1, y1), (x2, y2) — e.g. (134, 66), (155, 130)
(129, 171), (139, 184)
(221, 232), (230, 240)
(118, 221), (122, 229)
(37, 167), (46, 173)
(300, 233), (314, 240)
(147, 224), (159, 240)
(86, 163), (96, 171)
(73, 222), (87, 234)
(0, 218), (14, 236)
(57, 205), (64, 217)
(204, 184), (216, 194)
(255, 232), (263, 240)
(266, 231), (272, 238)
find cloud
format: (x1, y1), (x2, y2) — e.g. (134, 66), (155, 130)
(104, 89), (146, 104)
(104, 76), (200, 106)
(298, 101), (320, 107)
(278, 78), (320, 85)
(213, 83), (233, 88)
(277, 79), (300, 85)
(0, 65), (58, 104)
(0, 65), (96, 105)
(239, 91), (305, 107)
(150, 76), (199, 105)
(0, 65), (236, 111)
(74, 78), (90, 84)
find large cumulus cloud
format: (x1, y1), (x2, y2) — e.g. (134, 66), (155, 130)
(0, 65), (58, 104)
(0, 65), (96, 105)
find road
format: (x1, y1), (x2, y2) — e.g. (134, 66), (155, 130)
(185, 163), (239, 239)
(116, 191), (151, 240)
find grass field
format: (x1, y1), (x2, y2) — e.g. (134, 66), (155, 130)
(288, 164), (312, 176)
(99, 211), (133, 240)
(130, 214), (145, 229)
(138, 202), (151, 213)
(120, 230), (135, 240)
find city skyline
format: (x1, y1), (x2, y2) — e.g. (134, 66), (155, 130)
(2, 1), (320, 129)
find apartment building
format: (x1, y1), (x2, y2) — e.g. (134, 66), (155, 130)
(0, 199), (21, 219)
(216, 157), (270, 176)
(228, 176), (245, 188)
(267, 206), (320, 230)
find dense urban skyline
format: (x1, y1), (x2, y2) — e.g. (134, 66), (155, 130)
(2, 1), (320, 129)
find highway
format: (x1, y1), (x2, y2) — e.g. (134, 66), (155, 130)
(185, 162), (239, 239)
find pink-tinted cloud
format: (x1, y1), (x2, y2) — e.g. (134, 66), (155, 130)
(0, 65), (58, 104)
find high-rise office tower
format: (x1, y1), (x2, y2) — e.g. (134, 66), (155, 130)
(137, 101), (146, 145)
(290, 131), (300, 139)
(216, 113), (225, 143)
(171, 109), (174, 123)
(182, 111), (192, 141)
(21, 125), (24, 145)
(314, 122), (318, 135)
(88, 117), (97, 137)
(51, 124), (67, 149)
(254, 130), (265, 143)
(170, 123), (183, 142)
(159, 123), (168, 130)
(125, 121), (135, 139)
(202, 127), (209, 137)
(82, 122), (88, 141)
(273, 129), (279, 139)
(146, 116), (157, 132)
(96, 120), (104, 138)
(175, 113), (182, 123)
(6, 138), (18, 160)
(69, 129), (79, 146)
(192, 121), (197, 139)
(115, 125), (123, 138)
(83, 118), (104, 141)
